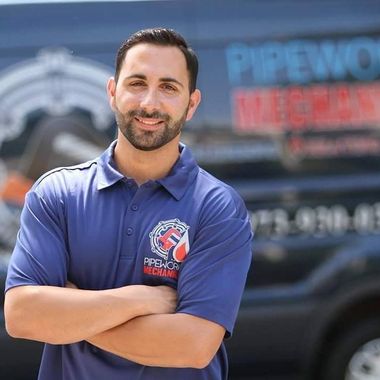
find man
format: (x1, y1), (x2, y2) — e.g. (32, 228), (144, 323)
(4, 28), (252, 380)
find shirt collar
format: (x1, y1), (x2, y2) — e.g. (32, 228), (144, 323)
(97, 141), (124, 190)
(156, 143), (199, 200)
(96, 141), (199, 199)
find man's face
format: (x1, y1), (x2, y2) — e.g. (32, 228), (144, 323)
(108, 43), (200, 151)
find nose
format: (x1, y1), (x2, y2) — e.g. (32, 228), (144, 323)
(139, 88), (160, 112)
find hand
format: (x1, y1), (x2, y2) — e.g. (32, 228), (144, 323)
(149, 285), (177, 315)
(128, 285), (177, 316)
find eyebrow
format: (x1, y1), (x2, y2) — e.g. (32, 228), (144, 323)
(124, 74), (184, 88)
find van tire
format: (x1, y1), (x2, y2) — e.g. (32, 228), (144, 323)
(321, 318), (380, 380)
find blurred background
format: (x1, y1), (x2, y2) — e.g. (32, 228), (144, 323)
(1, 0), (380, 379)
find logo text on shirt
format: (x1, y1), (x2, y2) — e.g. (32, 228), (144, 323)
(145, 219), (190, 279)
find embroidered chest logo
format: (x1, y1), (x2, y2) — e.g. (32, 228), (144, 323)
(144, 219), (190, 280)
(150, 219), (190, 262)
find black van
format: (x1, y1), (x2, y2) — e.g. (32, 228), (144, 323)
(1, 1), (380, 379)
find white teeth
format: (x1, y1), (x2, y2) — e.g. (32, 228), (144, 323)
(136, 117), (161, 125)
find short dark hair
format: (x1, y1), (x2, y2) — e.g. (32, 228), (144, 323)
(114, 28), (198, 93)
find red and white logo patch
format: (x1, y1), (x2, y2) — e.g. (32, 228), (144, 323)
(149, 219), (190, 262)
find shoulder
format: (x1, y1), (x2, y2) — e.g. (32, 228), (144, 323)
(193, 167), (248, 224)
(30, 159), (98, 200)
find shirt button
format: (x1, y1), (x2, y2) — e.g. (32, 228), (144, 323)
(127, 227), (133, 235)
(131, 204), (138, 211)
(91, 346), (98, 353)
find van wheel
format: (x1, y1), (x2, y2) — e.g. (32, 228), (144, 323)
(321, 318), (380, 380)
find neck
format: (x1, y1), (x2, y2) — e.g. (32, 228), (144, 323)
(114, 132), (180, 185)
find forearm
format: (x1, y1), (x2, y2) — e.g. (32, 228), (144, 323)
(4, 285), (150, 344)
(88, 313), (224, 368)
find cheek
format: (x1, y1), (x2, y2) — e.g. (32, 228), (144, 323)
(115, 93), (138, 111)
(168, 98), (190, 117)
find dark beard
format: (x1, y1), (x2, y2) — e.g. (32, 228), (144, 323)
(115, 108), (188, 152)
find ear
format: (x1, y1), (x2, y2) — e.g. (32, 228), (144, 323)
(107, 77), (117, 111)
(186, 89), (201, 121)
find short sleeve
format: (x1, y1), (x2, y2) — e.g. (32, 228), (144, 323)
(5, 188), (68, 292)
(176, 201), (253, 337)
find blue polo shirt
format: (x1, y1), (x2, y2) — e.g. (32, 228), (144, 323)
(6, 142), (253, 380)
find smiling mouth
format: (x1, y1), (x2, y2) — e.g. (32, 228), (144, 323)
(135, 116), (164, 127)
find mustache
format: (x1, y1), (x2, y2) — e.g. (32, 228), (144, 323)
(127, 109), (170, 121)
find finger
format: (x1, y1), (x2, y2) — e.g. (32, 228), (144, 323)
(66, 281), (78, 289)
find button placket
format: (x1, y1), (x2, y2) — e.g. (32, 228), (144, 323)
(124, 184), (151, 237)
(123, 179), (138, 237)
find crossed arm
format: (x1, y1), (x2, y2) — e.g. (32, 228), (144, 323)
(88, 312), (224, 368)
(4, 284), (225, 368)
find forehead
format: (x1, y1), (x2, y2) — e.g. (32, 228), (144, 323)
(120, 43), (188, 82)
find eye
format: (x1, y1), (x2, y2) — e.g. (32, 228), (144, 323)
(161, 83), (177, 92)
(129, 81), (145, 88)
